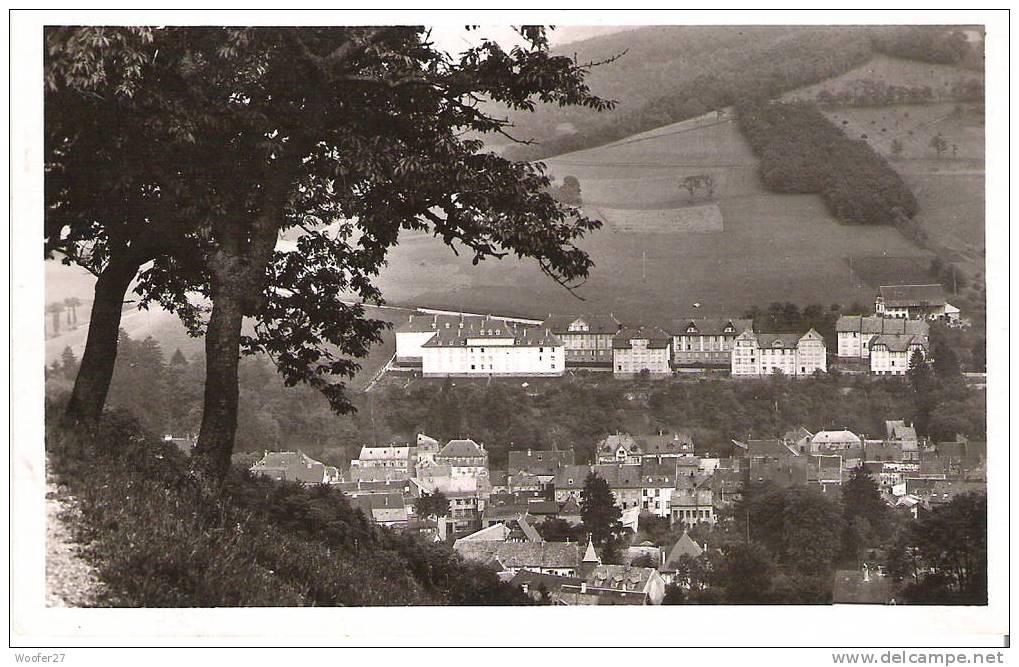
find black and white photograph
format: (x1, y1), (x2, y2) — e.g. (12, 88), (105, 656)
(9, 8), (1010, 655)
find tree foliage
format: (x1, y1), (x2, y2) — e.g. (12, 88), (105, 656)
(580, 471), (622, 547)
(737, 100), (918, 226)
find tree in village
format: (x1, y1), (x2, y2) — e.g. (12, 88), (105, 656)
(840, 466), (890, 562)
(679, 174), (716, 202)
(46, 26), (615, 482)
(580, 471), (623, 548)
(929, 133), (948, 158)
(712, 541), (776, 603)
(414, 491), (450, 520)
(887, 493), (986, 604)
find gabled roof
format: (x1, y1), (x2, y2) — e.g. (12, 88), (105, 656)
(509, 569), (583, 594)
(547, 313), (623, 335)
(454, 541), (581, 570)
(671, 317), (753, 336)
(454, 523), (513, 545)
(586, 564), (658, 593)
(885, 420), (918, 442)
(592, 463), (643, 489)
(507, 449), (575, 474)
(868, 334), (928, 353)
(665, 532), (704, 566)
(420, 315), (561, 348)
(560, 496), (582, 516)
(878, 284), (947, 308)
(250, 450), (328, 484)
(554, 465), (594, 490)
(735, 438), (801, 459)
(357, 445), (411, 461)
(438, 438), (487, 459)
(754, 332), (810, 348)
(836, 315), (930, 335)
(612, 326), (672, 349)
(811, 430), (862, 446)
(783, 427), (814, 444)
(639, 461), (679, 487)
(637, 433), (695, 455)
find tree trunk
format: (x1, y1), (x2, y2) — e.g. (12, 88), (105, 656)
(192, 273), (246, 482)
(64, 256), (140, 426)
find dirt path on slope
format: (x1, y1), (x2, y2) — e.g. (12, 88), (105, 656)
(46, 471), (104, 607)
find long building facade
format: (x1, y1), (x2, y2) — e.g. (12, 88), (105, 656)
(420, 316), (565, 377)
(836, 315), (929, 359)
(731, 329), (827, 377)
(612, 326), (673, 376)
(548, 314), (623, 368)
(671, 318), (753, 366)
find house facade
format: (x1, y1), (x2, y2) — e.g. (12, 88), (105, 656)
(670, 474), (715, 526)
(548, 314), (623, 368)
(436, 439), (489, 478)
(351, 445), (412, 474)
(420, 316), (564, 377)
(731, 329), (827, 377)
(875, 284), (960, 322)
(671, 318), (753, 366)
(836, 315), (929, 359)
(870, 335), (928, 376)
(612, 326), (673, 376)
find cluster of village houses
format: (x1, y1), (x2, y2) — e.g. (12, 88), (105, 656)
(391, 284), (960, 380)
(247, 413), (985, 605)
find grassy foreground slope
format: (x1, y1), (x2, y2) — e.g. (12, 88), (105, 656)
(46, 413), (527, 606)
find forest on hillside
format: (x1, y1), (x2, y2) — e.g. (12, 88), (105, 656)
(736, 100), (918, 226)
(500, 25), (982, 161)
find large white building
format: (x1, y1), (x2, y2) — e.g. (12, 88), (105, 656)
(419, 315), (564, 377)
(612, 326), (672, 376)
(836, 316), (929, 359)
(395, 311), (544, 367)
(869, 334), (928, 376)
(731, 329), (827, 377)
(547, 313), (623, 368)
(875, 284), (960, 322)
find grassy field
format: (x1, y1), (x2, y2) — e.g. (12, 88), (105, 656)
(820, 102), (985, 274)
(784, 54), (982, 104)
(374, 108), (932, 324)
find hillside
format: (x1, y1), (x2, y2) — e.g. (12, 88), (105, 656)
(45, 416), (528, 606)
(372, 108), (931, 321)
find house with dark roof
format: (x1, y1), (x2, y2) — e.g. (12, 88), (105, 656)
(731, 329), (826, 377)
(592, 463), (644, 510)
(547, 313), (624, 367)
(875, 284), (959, 322)
(671, 317), (753, 366)
(510, 570), (583, 603)
(419, 314), (564, 377)
(869, 334), (928, 376)
(733, 438), (800, 461)
(596, 432), (695, 465)
(612, 326), (673, 377)
(436, 438), (489, 478)
(351, 492), (410, 527)
(639, 461), (680, 517)
(836, 315), (929, 359)
(553, 465), (593, 504)
(558, 496), (582, 526)
(580, 564), (666, 605)
(810, 430), (862, 453)
(671, 472), (716, 526)
(453, 541), (581, 577)
(249, 450), (335, 485)
(507, 448), (575, 475)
